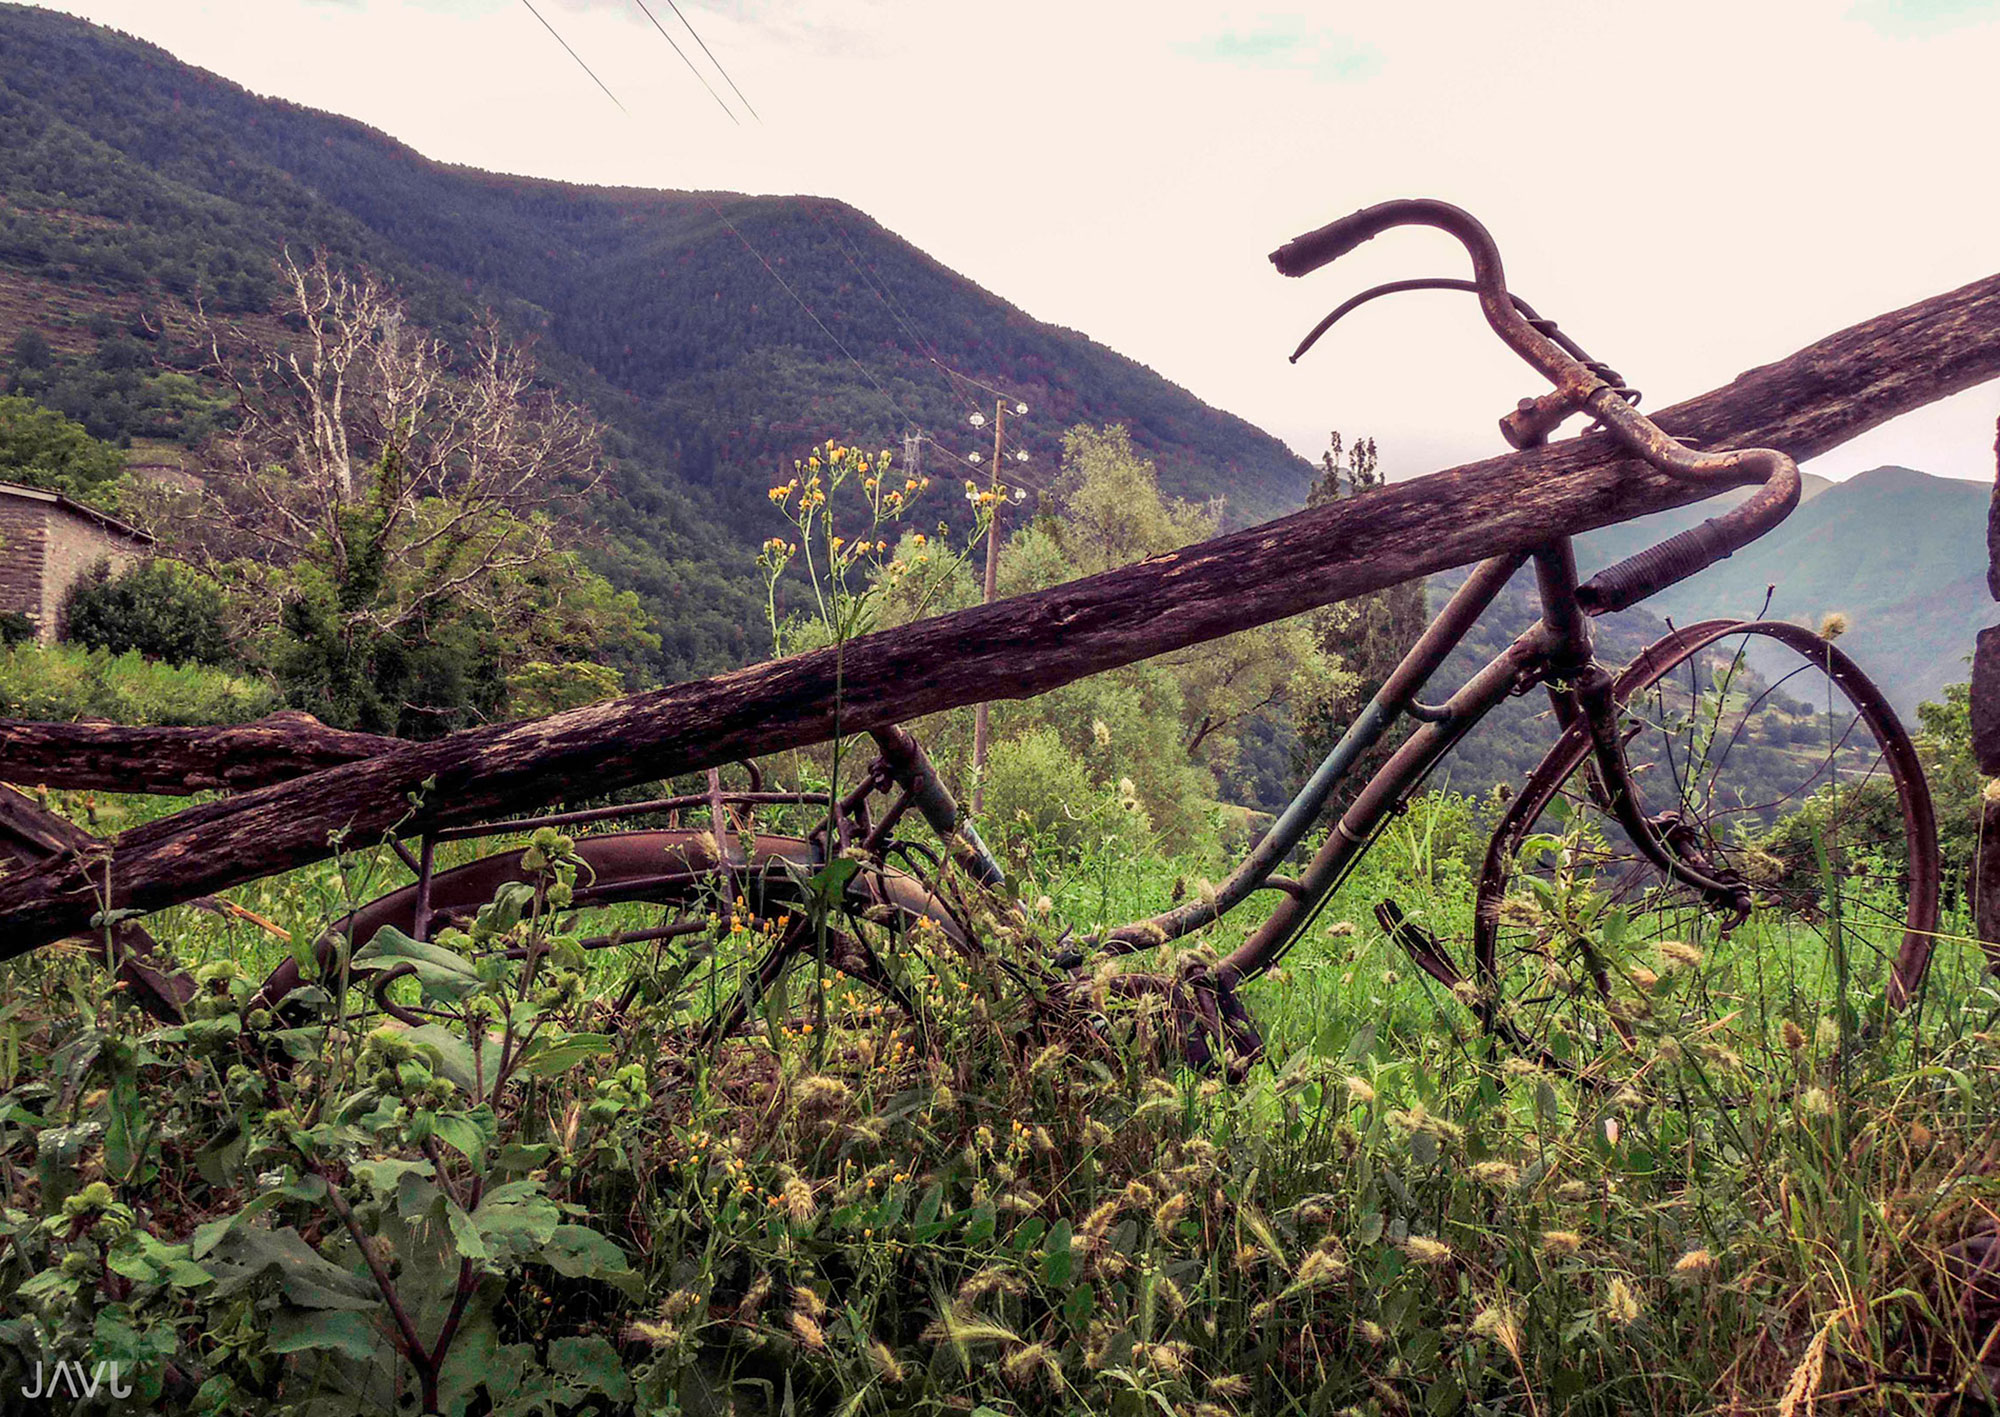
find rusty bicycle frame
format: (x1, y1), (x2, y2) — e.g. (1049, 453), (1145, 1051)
(13, 200), (1946, 1080)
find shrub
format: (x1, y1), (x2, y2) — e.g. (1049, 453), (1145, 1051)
(981, 724), (1148, 853)
(61, 558), (234, 666)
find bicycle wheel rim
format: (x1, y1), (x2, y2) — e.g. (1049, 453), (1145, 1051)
(1472, 619), (1943, 1088)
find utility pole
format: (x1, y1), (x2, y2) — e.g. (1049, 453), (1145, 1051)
(971, 398), (1005, 814)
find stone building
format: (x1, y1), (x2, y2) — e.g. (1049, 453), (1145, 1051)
(0, 480), (153, 643)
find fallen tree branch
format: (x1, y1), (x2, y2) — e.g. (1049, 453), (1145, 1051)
(4, 268), (2000, 951)
(0, 787), (192, 1020)
(0, 711), (394, 794)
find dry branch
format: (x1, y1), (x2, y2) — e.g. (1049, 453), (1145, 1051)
(5, 268), (2000, 951)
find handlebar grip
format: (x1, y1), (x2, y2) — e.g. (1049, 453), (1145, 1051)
(1576, 455), (1801, 615)
(1575, 520), (1735, 615)
(1269, 209), (1385, 277)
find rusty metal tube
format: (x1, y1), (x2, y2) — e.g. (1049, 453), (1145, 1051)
(1101, 551), (1525, 953)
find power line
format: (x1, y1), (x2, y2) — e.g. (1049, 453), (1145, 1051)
(655, 0), (762, 122)
(519, 0), (628, 114)
(706, 201), (911, 419)
(813, 206), (1034, 420)
(629, 0), (740, 125)
(813, 208), (979, 410)
(517, 2), (920, 432)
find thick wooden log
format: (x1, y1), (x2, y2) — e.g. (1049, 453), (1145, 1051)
(0, 787), (193, 1021)
(4, 268), (2000, 951)
(0, 711), (395, 794)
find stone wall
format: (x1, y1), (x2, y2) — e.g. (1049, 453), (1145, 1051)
(0, 490), (148, 643)
(0, 497), (48, 633)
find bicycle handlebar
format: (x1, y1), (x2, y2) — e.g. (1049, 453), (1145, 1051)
(1269, 207), (1398, 277)
(1271, 198), (1804, 610)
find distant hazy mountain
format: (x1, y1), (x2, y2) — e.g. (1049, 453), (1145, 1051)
(1577, 466), (1993, 714)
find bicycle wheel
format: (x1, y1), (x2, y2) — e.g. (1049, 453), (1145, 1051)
(251, 830), (980, 1043)
(1472, 619), (1942, 1086)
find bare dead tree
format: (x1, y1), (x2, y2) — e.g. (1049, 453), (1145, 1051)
(172, 251), (603, 639)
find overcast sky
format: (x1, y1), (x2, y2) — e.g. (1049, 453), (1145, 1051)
(32, 0), (2000, 485)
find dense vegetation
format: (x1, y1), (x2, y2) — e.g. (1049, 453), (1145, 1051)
(0, 723), (1991, 1414)
(0, 14), (1993, 1417)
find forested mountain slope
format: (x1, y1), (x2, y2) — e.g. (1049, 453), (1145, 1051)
(0, 4), (1314, 679)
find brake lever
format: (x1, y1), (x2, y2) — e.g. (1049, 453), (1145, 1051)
(1290, 276), (1639, 450)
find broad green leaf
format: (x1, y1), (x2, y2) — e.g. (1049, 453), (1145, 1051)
(474, 882), (538, 938)
(963, 1203), (995, 1246)
(399, 1024), (504, 1102)
(549, 1335), (632, 1402)
(473, 1182), (561, 1261)
(207, 1226), (378, 1311)
(539, 1224), (642, 1297)
(446, 1197), (488, 1263)
(349, 1157), (435, 1198)
(265, 1308), (383, 1361)
(808, 857), (861, 902)
(517, 1033), (614, 1080)
(352, 928), (482, 1004)
(1042, 1218), (1074, 1286)
(433, 1109), (497, 1169)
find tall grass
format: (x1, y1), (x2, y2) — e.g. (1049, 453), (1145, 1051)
(0, 787), (1995, 1414)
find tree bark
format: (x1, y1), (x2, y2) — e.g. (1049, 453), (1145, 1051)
(0, 711), (394, 794)
(5, 268), (2000, 951)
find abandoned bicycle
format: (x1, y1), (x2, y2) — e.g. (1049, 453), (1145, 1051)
(15, 200), (1947, 1089)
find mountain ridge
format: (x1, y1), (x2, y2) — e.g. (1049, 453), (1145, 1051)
(1575, 462), (1993, 714)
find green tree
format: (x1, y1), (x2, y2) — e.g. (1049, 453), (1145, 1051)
(0, 392), (125, 498)
(869, 424), (1340, 848)
(184, 253), (656, 735)
(1294, 432), (1428, 803)
(1915, 680), (1983, 904)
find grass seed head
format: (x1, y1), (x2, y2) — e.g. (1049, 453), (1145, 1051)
(1542, 1230), (1584, 1256)
(787, 1311), (826, 1350)
(1002, 1342), (1062, 1388)
(867, 1340), (905, 1383)
(1603, 1274), (1642, 1326)
(1471, 1302), (1521, 1351)
(1673, 1248), (1716, 1280)
(1660, 939), (1703, 970)
(1404, 1235), (1452, 1265)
